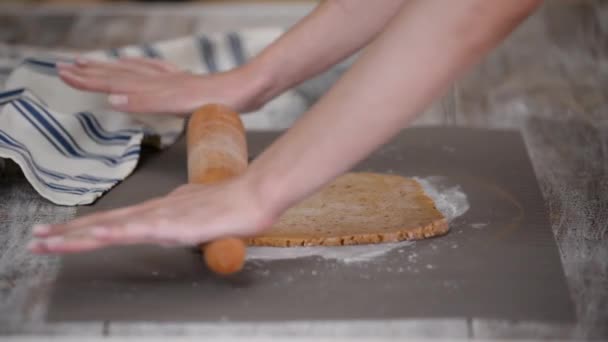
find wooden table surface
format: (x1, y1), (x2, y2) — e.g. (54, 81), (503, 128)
(0, 1), (607, 340)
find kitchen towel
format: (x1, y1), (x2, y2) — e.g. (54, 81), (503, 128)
(0, 28), (308, 206)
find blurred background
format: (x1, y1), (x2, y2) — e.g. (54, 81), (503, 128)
(3, 0), (314, 3)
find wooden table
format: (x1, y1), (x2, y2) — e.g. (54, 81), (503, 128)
(0, 1), (606, 340)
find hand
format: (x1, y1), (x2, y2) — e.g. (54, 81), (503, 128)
(28, 177), (276, 254)
(57, 57), (265, 115)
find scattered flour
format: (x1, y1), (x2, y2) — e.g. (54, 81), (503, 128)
(246, 176), (470, 263)
(471, 222), (487, 229)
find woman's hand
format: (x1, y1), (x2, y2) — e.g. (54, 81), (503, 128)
(28, 177), (276, 254)
(58, 57), (266, 116)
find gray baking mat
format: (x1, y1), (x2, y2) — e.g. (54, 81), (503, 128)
(47, 127), (575, 322)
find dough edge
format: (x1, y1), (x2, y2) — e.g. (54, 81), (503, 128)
(245, 217), (448, 247)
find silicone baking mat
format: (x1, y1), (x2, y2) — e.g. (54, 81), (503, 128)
(48, 128), (575, 322)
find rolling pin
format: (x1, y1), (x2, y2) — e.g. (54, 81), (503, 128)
(187, 104), (248, 275)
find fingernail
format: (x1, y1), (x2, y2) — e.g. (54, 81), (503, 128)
(108, 94), (128, 106)
(32, 224), (50, 235)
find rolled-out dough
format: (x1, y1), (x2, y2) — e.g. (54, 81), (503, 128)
(246, 172), (448, 247)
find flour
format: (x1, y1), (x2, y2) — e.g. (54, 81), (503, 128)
(414, 176), (470, 222)
(246, 176), (470, 263)
(471, 222), (487, 229)
(246, 241), (414, 264)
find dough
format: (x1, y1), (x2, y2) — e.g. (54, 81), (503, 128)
(246, 172), (448, 247)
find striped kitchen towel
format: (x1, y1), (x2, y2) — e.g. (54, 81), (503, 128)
(0, 28), (307, 205)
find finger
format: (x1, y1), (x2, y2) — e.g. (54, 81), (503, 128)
(76, 57), (174, 76)
(62, 70), (153, 97)
(61, 215), (183, 248)
(30, 222), (180, 254)
(115, 61), (164, 76)
(59, 63), (145, 88)
(58, 63), (114, 80)
(55, 61), (76, 70)
(75, 56), (93, 66)
(75, 57), (141, 74)
(43, 199), (164, 237)
(45, 192), (202, 239)
(28, 235), (105, 254)
(107, 92), (188, 115)
(58, 69), (116, 93)
(33, 197), (165, 238)
(86, 201), (214, 246)
(89, 220), (182, 246)
(119, 57), (180, 73)
(30, 236), (132, 254)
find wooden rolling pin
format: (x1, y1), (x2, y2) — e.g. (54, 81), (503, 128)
(187, 104), (248, 275)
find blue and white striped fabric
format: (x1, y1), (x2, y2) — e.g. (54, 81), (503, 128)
(0, 28), (306, 205)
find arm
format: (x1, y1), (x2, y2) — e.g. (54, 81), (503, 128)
(249, 0), (543, 215)
(57, 0), (406, 114)
(30, 0), (541, 253)
(246, 0), (407, 109)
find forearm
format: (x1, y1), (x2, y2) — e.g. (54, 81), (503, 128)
(248, 0), (542, 215)
(243, 0), (406, 109)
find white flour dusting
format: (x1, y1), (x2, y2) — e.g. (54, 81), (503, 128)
(414, 176), (470, 222)
(246, 176), (470, 263)
(247, 241), (414, 263)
